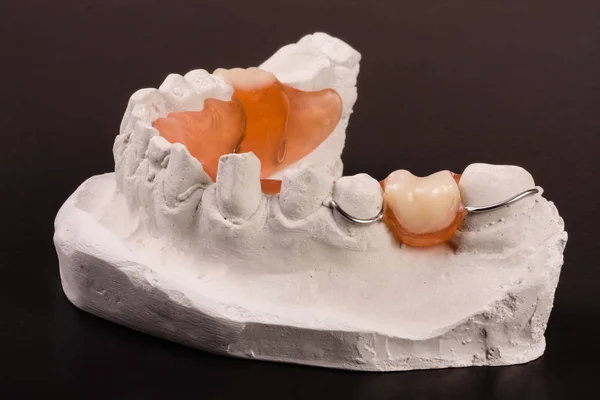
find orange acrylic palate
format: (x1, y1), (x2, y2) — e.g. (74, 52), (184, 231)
(260, 179), (283, 195)
(154, 68), (342, 194)
(276, 84), (342, 175)
(231, 81), (289, 177)
(154, 98), (245, 181)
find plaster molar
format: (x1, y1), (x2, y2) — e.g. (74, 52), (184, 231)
(452, 163), (544, 253)
(158, 73), (206, 111)
(279, 166), (334, 221)
(55, 33), (567, 372)
(333, 174), (383, 217)
(330, 174), (386, 241)
(183, 69), (234, 102)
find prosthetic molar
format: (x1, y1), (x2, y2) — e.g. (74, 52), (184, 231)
(381, 170), (467, 247)
(154, 67), (342, 185)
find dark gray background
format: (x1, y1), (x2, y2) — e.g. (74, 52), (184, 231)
(1, 0), (599, 397)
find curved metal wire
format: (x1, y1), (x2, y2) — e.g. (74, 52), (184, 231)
(463, 188), (539, 213)
(329, 200), (384, 225)
(328, 188), (539, 225)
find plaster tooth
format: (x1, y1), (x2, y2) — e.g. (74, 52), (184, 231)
(163, 143), (212, 207)
(184, 69), (234, 101)
(113, 135), (129, 173)
(117, 121), (158, 198)
(452, 163), (541, 253)
(279, 166), (334, 220)
(216, 153), (262, 222)
(134, 159), (155, 213)
(331, 174), (383, 225)
(115, 89), (169, 179)
(459, 163), (538, 232)
(124, 122), (159, 177)
(333, 65), (359, 116)
(119, 88), (168, 137)
(147, 135), (172, 165)
(298, 32), (361, 69)
(159, 74), (205, 112)
(260, 44), (334, 91)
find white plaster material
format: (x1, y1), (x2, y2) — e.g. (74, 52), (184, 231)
(183, 69), (234, 102)
(459, 163), (537, 231)
(331, 174), (383, 220)
(279, 166), (334, 220)
(452, 164), (546, 254)
(158, 74), (205, 112)
(163, 144), (212, 208)
(54, 33), (567, 372)
(216, 153), (262, 223)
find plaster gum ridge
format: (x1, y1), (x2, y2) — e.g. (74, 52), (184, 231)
(54, 32), (567, 371)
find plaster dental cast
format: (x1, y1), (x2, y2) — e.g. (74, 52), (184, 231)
(54, 33), (567, 371)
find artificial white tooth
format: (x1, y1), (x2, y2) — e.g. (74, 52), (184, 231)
(216, 153), (262, 222)
(184, 69), (233, 101)
(458, 163), (539, 232)
(214, 67), (279, 91)
(331, 174), (383, 224)
(124, 121), (159, 177)
(279, 166), (334, 221)
(163, 143), (212, 207)
(159, 73), (205, 112)
(384, 170), (461, 235)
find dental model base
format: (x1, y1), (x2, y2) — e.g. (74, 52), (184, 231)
(54, 33), (567, 371)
